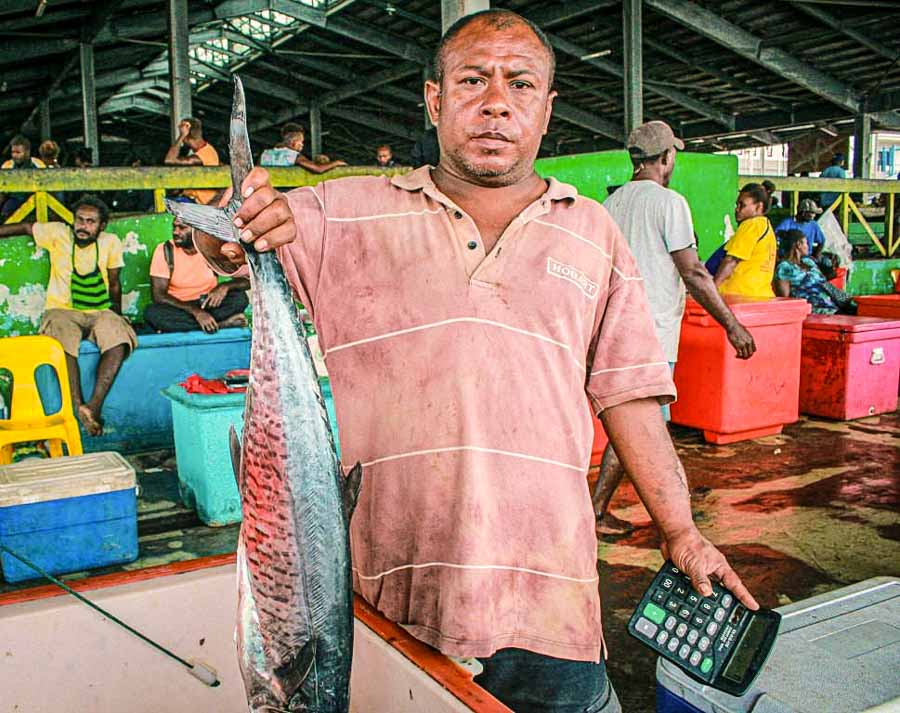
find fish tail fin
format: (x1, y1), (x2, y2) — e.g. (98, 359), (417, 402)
(229, 425), (243, 488)
(164, 199), (239, 243)
(342, 462), (363, 523)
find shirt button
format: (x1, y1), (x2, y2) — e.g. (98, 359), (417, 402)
(466, 240), (478, 250)
(454, 210), (463, 219)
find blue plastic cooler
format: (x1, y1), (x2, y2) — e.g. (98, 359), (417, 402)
(0, 452), (138, 583)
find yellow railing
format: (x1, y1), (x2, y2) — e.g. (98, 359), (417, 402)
(0, 165), (407, 225)
(741, 174), (900, 257)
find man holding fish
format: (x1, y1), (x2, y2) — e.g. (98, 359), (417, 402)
(199, 10), (758, 712)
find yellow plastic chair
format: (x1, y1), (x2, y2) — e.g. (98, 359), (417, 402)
(0, 335), (83, 464)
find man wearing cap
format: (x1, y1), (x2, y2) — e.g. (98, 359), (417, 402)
(819, 154), (846, 210)
(594, 121), (756, 531)
(776, 199), (826, 259)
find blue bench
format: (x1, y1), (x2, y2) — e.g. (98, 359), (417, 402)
(36, 328), (251, 454)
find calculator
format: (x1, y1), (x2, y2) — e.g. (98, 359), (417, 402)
(627, 561), (781, 696)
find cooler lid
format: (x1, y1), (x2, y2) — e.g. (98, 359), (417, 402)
(854, 295), (900, 305)
(0, 451), (136, 508)
(803, 314), (900, 335)
(684, 297), (811, 328)
(656, 577), (900, 713)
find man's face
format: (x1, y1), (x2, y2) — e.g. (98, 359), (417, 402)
(425, 18), (556, 187)
(376, 148), (392, 165)
(172, 219), (193, 248)
(287, 134), (304, 152)
(735, 193), (763, 223)
(10, 144), (29, 166)
(73, 206), (104, 244)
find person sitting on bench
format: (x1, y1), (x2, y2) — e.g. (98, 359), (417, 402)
(144, 216), (249, 333)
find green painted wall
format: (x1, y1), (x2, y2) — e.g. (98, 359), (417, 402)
(535, 150), (739, 259)
(847, 258), (900, 296)
(0, 214), (174, 337)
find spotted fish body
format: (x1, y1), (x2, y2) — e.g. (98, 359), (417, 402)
(166, 76), (360, 712)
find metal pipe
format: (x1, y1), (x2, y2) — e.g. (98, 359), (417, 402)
(167, 0), (192, 140)
(79, 42), (99, 165)
(623, 0), (643, 136)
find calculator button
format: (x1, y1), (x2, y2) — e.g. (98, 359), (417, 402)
(721, 593), (733, 608)
(692, 614), (707, 628)
(634, 617), (658, 639)
(674, 584), (688, 597)
(678, 644), (691, 660)
(698, 636), (710, 652)
(700, 657), (713, 674)
(664, 616), (677, 631)
(656, 630), (669, 646)
(675, 623), (688, 638)
(660, 576), (675, 590)
(642, 602), (666, 625)
(686, 629), (699, 645)
(667, 637), (680, 653)
(689, 651), (702, 667)
(665, 598), (680, 613)
(706, 622), (719, 637)
(652, 589), (666, 604)
(686, 593), (701, 607)
(668, 564), (681, 575)
(714, 607), (727, 623)
(699, 601), (713, 615)
(678, 607), (692, 620)
(709, 589), (721, 601)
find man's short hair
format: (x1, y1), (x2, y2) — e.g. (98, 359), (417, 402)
(72, 194), (110, 225)
(433, 9), (556, 90)
(281, 122), (305, 140)
(10, 134), (30, 151)
(183, 117), (203, 140)
(39, 140), (59, 161)
(761, 179), (776, 194)
(739, 182), (769, 207)
(629, 150), (664, 170)
(377, 144), (392, 152)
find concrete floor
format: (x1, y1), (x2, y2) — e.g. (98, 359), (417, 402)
(593, 409), (900, 713)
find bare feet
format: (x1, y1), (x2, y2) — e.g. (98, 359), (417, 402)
(219, 313), (248, 329)
(77, 404), (104, 436)
(596, 511), (634, 536)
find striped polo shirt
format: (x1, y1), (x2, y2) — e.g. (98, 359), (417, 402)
(277, 166), (675, 663)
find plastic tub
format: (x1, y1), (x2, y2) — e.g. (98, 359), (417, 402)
(855, 294), (900, 319)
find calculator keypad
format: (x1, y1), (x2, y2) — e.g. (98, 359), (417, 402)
(631, 562), (742, 681)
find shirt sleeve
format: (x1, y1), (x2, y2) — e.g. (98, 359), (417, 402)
(775, 260), (794, 282)
(277, 183), (328, 320)
(104, 235), (125, 270)
(585, 217), (677, 414)
(812, 223), (826, 248)
(149, 243), (169, 278)
(662, 193), (696, 253)
(775, 218), (790, 233)
(725, 218), (766, 261)
(31, 221), (67, 251)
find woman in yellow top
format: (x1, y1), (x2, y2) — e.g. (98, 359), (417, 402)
(715, 183), (777, 298)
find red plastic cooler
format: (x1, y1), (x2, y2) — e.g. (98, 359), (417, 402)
(671, 297), (811, 444)
(854, 294), (900, 319)
(799, 315), (900, 419)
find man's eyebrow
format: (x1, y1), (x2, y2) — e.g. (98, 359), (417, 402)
(454, 64), (539, 78)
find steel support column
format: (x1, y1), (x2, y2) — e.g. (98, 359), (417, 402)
(79, 42), (99, 165)
(39, 99), (51, 141)
(167, 0), (192, 139)
(441, 0), (489, 32)
(853, 113), (872, 179)
(309, 104), (322, 158)
(623, 0), (643, 136)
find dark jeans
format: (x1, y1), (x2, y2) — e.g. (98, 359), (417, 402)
(144, 290), (248, 333)
(474, 648), (621, 713)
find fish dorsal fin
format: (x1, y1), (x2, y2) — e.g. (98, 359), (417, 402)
(342, 462), (363, 523)
(229, 425), (243, 489)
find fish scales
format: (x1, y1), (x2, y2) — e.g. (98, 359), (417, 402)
(165, 76), (358, 712)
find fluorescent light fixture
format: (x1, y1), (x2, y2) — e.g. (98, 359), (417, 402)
(580, 50), (612, 60)
(35, 0), (47, 17)
(818, 125), (838, 137)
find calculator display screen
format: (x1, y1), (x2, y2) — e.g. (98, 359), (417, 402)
(722, 617), (767, 683)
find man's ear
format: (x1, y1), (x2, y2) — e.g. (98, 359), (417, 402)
(542, 90), (558, 136)
(424, 79), (441, 126)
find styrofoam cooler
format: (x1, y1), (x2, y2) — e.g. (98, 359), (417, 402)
(657, 577), (900, 713)
(0, 452), (138, 583)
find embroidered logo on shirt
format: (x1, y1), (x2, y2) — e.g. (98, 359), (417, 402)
(546, 257), (599, 299)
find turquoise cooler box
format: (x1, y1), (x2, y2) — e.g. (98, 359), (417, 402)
(0, 452), (138, 583)
(656, 577), (900, 713)
(162, 378), (340, 528)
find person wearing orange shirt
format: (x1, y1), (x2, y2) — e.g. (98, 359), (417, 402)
(163, 117), (220, 205)
(144, 215), (249, 333)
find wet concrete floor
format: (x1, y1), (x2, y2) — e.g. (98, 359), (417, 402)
(592, 408), (900, 713)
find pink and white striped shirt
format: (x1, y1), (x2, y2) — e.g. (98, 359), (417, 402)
(277, 167), (675, 662)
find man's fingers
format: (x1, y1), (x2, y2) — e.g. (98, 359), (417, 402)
(687, 569), (714, 598)
(719, 566), (759, 610)
(240, 205), (294, 249)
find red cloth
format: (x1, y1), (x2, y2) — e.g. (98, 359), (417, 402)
(180, 373), (244, 394)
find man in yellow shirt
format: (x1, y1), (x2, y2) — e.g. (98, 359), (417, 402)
(715, 183), (777, 298)
(164, 117), (220, 205)
(0, 135), (46, 218)
(0, 196), (136, 436)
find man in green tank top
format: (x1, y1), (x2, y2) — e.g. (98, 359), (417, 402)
(0, 196), (136, 436)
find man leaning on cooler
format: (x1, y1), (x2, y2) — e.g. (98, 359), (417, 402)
(0, 196), (136, 436)
(195, 10), (760, 712)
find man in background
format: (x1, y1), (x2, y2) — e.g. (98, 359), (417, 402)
(260, 122), (347, 174)
(0, 135), (46, 218)
(375, 144), (398, 168)
(776, 198), (826, 259)
(164, 117), (220, 205)
(819, 153), (846, 209)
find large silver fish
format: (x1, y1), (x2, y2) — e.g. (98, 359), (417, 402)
(166, 76), (361, 713)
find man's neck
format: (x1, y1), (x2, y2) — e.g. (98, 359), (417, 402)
(431, 164), (546, 210)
